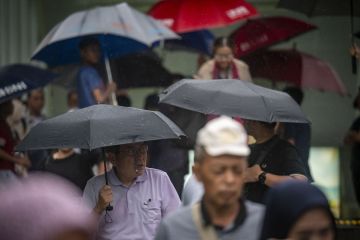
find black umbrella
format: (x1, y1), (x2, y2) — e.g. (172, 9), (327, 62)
(0, 64), (57, 103)
(277, 0), (360, 74)
(16, 104), (185, 210)
(159, 79), (310, 124)
(16, 104), (185, 151)
(51, 51), (174, 89)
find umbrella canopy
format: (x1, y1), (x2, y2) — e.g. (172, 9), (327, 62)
(111, 52), (174, 88)
(159, 79), (310, 123)
(242, 49), (348, 96)
(51, 51), (174, 89)
(0, 64), (57, 104)
(164, 30), (215, 56)
(148, 0), (258, 33)
(277, 0), (360, 74)
(16, 104), (185, 151)
(230, 16), (317, 58)
(32, 2), (179, 67)
(277, 0), (360, 17)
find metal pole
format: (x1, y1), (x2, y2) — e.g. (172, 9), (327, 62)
(104, 54), (118, 105)
(350, 0), (357, 74)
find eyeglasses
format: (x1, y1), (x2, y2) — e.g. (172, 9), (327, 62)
(214, 53), (233, 61)
(117, 145), (148, 157)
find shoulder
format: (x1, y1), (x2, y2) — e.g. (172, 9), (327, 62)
(238, 201), (265, 239)
(233, 59), (250, 69)
(145, 168), (172, 183)
(196, 60), (216, 79)
(145, 167), (168, 177)
(85, 173), (106, 189)
(155, 206), (197, 239)
(161, 205), (194, 227)
(273, 136), (297, 152)
(244, 200), (265, 215)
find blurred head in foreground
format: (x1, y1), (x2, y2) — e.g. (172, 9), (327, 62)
(0, 173), (96, 240)
(260, 181), (336, 240)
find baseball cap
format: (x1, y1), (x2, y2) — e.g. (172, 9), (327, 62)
(196, 116), (250, 157)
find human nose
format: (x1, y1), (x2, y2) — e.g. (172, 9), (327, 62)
(223, 170), (236, 184)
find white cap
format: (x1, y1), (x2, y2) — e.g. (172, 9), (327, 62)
(196, 116), (250, 157)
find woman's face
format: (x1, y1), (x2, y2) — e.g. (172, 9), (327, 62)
(214, 46), (234, 70)
(288, 208), (335, 240)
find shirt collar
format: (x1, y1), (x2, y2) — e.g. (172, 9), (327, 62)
(200, 198), (247, 233)
(108, 168), (148, 186)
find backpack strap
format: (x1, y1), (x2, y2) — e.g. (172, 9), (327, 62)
(191, 203), (219, 240)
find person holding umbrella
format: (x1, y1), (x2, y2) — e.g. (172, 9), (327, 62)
(82, 142), (181, 240)
(0, 100), (31, 182)
(77, 38), (117, 108)
(243, 120), (308, 204)
(195, 37), (252, 81)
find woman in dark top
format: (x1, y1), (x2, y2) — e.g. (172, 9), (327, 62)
(45, 148), (100, 190)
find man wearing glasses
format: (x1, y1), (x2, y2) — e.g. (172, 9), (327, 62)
(82, 142), (181, 240)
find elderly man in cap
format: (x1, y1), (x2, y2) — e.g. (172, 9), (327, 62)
(82, 142), (180, 240)
(155, 116), (264, 240)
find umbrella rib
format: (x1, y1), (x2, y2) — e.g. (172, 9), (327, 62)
(246, 84), (272, 122)
(79, 9), (90, 35)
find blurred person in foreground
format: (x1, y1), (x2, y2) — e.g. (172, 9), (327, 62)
(0, 173), (96, 240)
(260, 181), (336, 240)
(155, 116), (264, 240)
(82, 142), (180, 240)
(77, 38), (116, 108)
(195, 36), (252, 81)
(0, 100), (30, 182)
(243, 120), (307, 204)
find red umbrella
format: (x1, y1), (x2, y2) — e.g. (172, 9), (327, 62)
(243, 49), (348, 96)
(230, 16), (317, 58)
(148, 0), (258, 33)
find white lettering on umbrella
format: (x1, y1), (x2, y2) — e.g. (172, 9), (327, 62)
(0, 81), (28, 98)
(226, 6), (250, 19)
(240, 34), (269, 51)
(161, 19), (174, 27)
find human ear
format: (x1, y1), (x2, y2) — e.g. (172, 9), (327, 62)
(192, 163), (202, 182)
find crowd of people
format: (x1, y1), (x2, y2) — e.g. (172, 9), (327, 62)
(0, 36), (347, 240)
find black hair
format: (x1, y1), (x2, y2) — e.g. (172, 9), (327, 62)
(26, 88), (44, 99)
(117, 95), (132, 107)
(212, 37), (235, 55)
(283, 87), (304, 105)
(104, 145), (120, 154)
(144, 94), (159, 110)
(259, 121), (277, 130)
(67, 90), (77, 101)
(78, 37), (100, 50)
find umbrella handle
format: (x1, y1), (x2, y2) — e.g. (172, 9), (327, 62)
(103, 149), (113, 211)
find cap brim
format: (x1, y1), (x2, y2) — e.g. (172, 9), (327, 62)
(205, 145), (250, 157)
